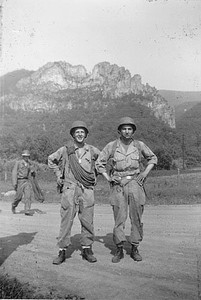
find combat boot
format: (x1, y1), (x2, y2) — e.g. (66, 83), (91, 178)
(112, 246), (124, 263)
(53, 249), (66, 265)
(130, 245), (142, 262)
(25, 211), (33, 216)
(11, 204), (16, 214)
(82, 247), (97, 263)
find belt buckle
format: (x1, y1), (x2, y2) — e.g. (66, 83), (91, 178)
(126, 175), (132, 180)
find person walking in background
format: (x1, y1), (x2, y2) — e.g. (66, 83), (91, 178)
(12, 150), (36, 216)
(48, 121), (100, 265)
(96, 117), (157, 263)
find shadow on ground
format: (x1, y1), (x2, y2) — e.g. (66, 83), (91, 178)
(62, 233), (134, 260)
(17, 208), (47, 215)
(62, 234), (82, 259)
(95, 233), (133, 255)
(0, 232), (37, 266)
(95, 233), (116, 255)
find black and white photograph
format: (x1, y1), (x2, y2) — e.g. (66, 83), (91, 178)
(0, 0), (201, 299)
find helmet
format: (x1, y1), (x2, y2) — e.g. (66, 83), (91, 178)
(70, 120), (89, 136)
(117, 117), (136, 132)
(22, 149), (30, 156)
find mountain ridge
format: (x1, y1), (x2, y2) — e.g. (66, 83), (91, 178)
(0, 61), (175, 128)
(159, 90), (201, 107)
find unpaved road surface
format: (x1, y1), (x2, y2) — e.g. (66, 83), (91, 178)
(0, 200), (200, 300)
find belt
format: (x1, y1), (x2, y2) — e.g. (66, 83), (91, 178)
(118, 175), (137, 180)
(125, 175), (132, 180)
(110, 174), (137, 186)
(18, 178), (28, 180)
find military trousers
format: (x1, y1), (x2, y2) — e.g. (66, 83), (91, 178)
(109, 179), (145, 246)
(57, 183), (95, 249)
(12, 179), (33, 211)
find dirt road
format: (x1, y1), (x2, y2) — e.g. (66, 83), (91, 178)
(0, 200), (200, 300)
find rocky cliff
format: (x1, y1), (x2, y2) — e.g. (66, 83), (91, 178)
(1, 61), (175, 128)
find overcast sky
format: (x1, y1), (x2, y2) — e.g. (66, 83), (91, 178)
(1, 0), (201, 91)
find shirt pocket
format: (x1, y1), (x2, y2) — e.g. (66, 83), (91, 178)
(113, 152), (126, 171)
(130, 151), (140, 169)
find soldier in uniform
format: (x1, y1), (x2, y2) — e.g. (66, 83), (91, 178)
(48, 121), (100, 265)
(12, 150), (36, 216)
(96, 117), (157, 263)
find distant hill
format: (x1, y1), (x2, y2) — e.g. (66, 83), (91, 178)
(0, 69), (33, 96)
(176, 101), (201, 130)
(159, 90), (201, 107)
(175, 101), (201, 166)
(175, 101), (199, 120)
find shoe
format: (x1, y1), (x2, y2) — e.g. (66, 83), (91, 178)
(112, 246), (124, 263)
(25, 211), (33, 216)
(53, 249), (66, 265)
(130, 245), (142, 261)
(82, 247), (97, 263)
(11, 204), (16, 214)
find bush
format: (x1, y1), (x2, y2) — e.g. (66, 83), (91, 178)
(0, 274), (84, 299)
(154, 148), (173, 170)
(0, 274), (35, 299)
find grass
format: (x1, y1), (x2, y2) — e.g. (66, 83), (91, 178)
(145, 171), (201, 205)
(0, 273), (85, 299)
(1, 169), (201, 205)
(0, 273), (39, 299)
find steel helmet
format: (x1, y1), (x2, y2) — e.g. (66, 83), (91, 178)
(117, 117), (136, 132)
(22, 149), (30, 156)
(70, 120), (89, 136)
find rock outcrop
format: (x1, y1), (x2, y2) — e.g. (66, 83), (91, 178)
(1, 61), (175, 128)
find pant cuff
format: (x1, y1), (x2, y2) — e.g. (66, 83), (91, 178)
(131, 242), (139, 247)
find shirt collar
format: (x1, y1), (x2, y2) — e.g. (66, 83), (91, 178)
(117, 138), (133, 147)
(116, 138), (137, 155)
(74, 142), (89, 151)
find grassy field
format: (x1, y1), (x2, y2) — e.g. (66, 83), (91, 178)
(145, 171), (201, 205)
(0, 274), (84, 299)
(1, 169), (201, 205)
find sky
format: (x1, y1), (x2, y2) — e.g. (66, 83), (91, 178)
(1, 0), (201, 91)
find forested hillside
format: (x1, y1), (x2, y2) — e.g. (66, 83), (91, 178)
(175, 101), (199, 120)
(159, 90), (201, 107)
(1, 95), (201, 169)
(176, 102), (201, 167)
(0, 95), (180, 164)
(1, 65), (201, 170)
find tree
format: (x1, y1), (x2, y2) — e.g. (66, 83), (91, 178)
(154, 148), (173, 170)
(32, 135), (54, 164)
(0, 135), (19, 158)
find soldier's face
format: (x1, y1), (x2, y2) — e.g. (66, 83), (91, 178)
(73, 128), (86, 143)
(120, 125), (134, 139)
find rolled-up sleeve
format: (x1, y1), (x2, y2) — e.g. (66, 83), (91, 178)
(48, 147), (64, 178)
(96, 142), (114, 174)
(139, 141), (157, 165)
